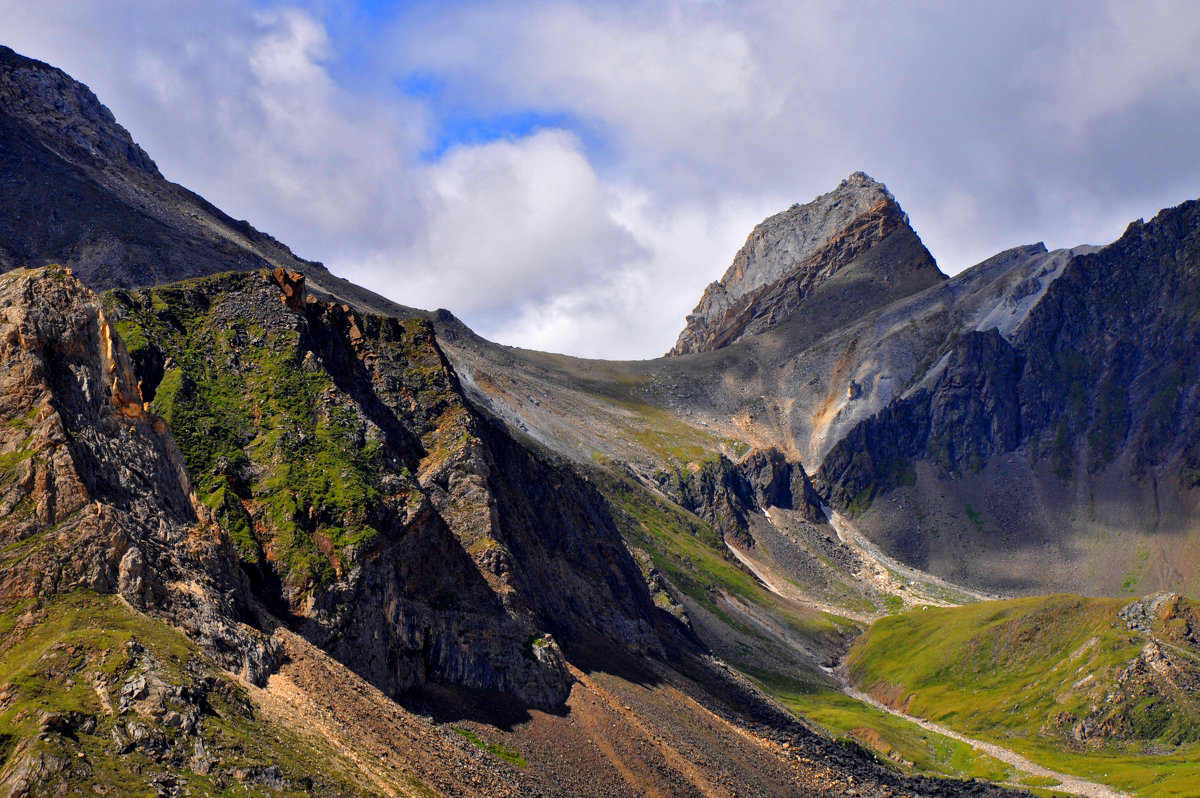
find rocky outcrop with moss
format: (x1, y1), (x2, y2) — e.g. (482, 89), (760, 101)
(103, 268), (662, 707)
(0, 265), (275, 682)
(0, 593), (378, 797)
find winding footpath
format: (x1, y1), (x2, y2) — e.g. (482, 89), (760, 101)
(832, 674), (1130, 798)
(745, 506), (1132, 797)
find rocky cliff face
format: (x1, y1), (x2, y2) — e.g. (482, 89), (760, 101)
(669, 172), (944, 355)
(103, 268), (663, 707)
(819, 199), (1200, 507)
(0, 265), (275, 681)
(653, 447), (827, 548)
(1013, 201), (1200, 483)
(805, 200), (1200, 596)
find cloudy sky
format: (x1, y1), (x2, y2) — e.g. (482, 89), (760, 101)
(3, 1), (1199, 358)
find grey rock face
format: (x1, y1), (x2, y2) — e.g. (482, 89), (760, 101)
(670, 172), (943, 354)
(712, 172), (895, 300)
(820, 198), (1200, 509)
(0, 45), (333, 293)
(0, 46), (159, 175)
(654, 447), (826, 549)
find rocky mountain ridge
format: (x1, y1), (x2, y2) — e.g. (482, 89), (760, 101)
(445, 186), (1200, 597)
(669, 171), (945, 355)
(101, 266), (668, 708)
(815, 199), (1200, 593)
(0, 264), (1029, 798)
(0, 44), (342, 293)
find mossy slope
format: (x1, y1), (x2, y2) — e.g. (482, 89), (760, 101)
(0, 592), (377, 797)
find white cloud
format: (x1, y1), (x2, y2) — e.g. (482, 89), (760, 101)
(340, 131), (773, 358)
(477, 187), (775, 359)
(347, 130), (639, 314)
(1020, 0), (1200, 136)
(0, 1), (429, 261)
(396, 2), (779, 161)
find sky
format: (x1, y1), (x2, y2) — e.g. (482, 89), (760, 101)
(3, 1), (1199, 359)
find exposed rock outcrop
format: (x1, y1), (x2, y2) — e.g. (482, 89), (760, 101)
(653, 447), (827, 547)
(105, 269), (663, 708)
(670, 172), (944, 355)
(0, 45), (158, 176)
(0, 266), (276, 682)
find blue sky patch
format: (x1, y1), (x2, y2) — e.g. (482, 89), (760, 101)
(423, 109), (578, 159)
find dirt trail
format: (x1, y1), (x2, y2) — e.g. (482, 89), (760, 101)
(738, 508), (1132, 797)
(830, 669), (1130, 798)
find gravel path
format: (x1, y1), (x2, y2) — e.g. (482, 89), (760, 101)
(835, 677), (1130, 798)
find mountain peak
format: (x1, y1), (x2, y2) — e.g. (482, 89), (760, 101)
(669, 172), (943, 355)
(0, 44), (339, 293)
(0, 44), (159, 176)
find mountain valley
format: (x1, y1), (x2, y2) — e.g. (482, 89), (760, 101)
(2, 43), (1200, 797)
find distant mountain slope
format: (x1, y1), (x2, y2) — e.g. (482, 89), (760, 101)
(440, 188), (1200, 598)
(0, 45), (337, 292)
(816, 199), (1200, 595)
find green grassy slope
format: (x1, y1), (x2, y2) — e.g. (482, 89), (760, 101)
(847, 594), (1200, 796)
(752, 670), (1019, 784)
(0, 592), (384, 796)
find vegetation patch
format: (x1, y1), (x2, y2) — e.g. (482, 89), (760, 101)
(452, 726), (527, 767)
(744, 667), (1015, 783)
(102, 274), (457, 595)
(847, 594), (1200, 796)
(595, 468), (857, 651)
(0, 591), (378, 797)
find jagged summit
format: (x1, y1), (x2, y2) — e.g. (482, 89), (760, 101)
(669, 171), (945, 355)
(0, 45), (159, 176)
(718, 172), (897, 297)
